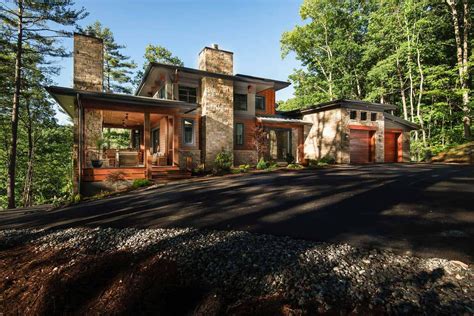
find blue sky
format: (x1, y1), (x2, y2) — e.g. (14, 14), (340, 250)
(54, 0), (303, 123)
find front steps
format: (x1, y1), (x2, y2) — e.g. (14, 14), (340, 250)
(151, 166), (192, 181)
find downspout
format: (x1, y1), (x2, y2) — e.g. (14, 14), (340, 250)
(77, 93), (83, 194)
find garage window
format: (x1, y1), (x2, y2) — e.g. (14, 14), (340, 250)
(350, 111), (357, 120)
(361, 112), (367, 121)
(371, 113), (377, 121)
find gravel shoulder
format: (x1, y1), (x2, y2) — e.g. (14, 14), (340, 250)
(1, 227), (472, 315)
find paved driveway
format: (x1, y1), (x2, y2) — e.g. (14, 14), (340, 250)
(1, 164), (473, 262)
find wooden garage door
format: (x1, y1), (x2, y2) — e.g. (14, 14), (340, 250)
(384, 132), (398, 162)
(350, 129), (370, 163)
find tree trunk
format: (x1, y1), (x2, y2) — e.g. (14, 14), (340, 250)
(7, 0), (23, 209)
(22, 100), (34, 207)
(447, 0), (471, 138)
(396, 54), (408, 120)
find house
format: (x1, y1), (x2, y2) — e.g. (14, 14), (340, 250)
(47, 34), (418, 195)
(47, 33), (309, 194)
(285, 100), (419, 163)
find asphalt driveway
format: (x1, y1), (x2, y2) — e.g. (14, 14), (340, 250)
(1, 164), (473, 262)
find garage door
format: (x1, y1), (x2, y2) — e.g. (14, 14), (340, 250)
(350, 129), (370, 163)
(384, 132), (398, 162)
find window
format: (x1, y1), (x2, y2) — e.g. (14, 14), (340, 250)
(361, 112), (367, 121)
(132, 129), (141, 149)
(234, 93), (248, 111)
(371, 113), (377, 121)
(235, 123), (244, 145)
(178, 86), (197, 103)
(255, 95), (266, 111)
(158, 85), (166, 99)
(182, 119), (194, 145)
(350, 110), (357, 120)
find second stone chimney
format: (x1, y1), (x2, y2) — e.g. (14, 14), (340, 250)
(73, 33), (104, 91)
(198, 45), (234, 169)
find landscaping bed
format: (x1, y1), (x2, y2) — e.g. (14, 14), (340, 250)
(1, 228), (472, 315)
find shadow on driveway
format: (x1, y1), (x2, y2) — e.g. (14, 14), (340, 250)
(1, 164), (473, 262)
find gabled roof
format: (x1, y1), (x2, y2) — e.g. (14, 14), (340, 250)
(45, 86), (198, 118)
(135, 62), (290, 96)
(384, 112), (420, 130)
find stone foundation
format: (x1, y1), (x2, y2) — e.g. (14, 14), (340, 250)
(178, 150), (201, 170)
(233, 150), (258, 166)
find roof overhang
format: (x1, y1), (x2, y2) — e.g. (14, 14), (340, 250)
(135, 62), (291, 96)
(46, 86), (198, 118)
(256, 115), (312, 126)
(296, 99), (397, 115)
(384, 113), (420, 130)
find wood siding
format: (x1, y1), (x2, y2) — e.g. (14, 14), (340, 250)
(350, 129), (371, 163)
(82, 167), (146, 182)
(234, 117), (256, 150)
(256, 88), (276, 115)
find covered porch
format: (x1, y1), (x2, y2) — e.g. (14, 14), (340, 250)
(46, 86), (198, 193)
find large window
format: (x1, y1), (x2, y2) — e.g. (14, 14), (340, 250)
(158, 85), (166, 99)
(235, 123), (244, 145)
(182, 119), (194, 145)
(255, 95), (266, 111)
(360, 111), (367, 121)
(179, 86), (197, 103)
(350, 111), (357, 120)
(234, 93), (247, 111)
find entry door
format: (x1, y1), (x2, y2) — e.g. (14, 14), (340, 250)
(384, 132), (398, 162)
(350, 129), (370, 163)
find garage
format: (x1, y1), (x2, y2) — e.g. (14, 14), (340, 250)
(350, 129), (374, 163)
(384, 132), (400, 162)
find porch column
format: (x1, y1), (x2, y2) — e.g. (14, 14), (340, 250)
(144, 112), (152, 179)
(297, 125), (305, 164)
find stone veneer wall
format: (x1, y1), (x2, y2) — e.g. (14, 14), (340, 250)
(199, 47), (234, 169)
(74, 34), (103, 92)
(84, 108), (103, 167)
(341, 109), (385, 163)
(233, 150), (258, 166)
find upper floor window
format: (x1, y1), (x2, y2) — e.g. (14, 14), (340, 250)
(371, 113), (377, 121)
(234, 94), (247, 111)
(179, 86), (197, 103)
(361, 112), (367, 121)
(158, 85), (166, 99)
(255, 95), (266, 111)
(235, 123), (244, 145)
(350, 110), (357, 120)
(182, 119), (194, 145)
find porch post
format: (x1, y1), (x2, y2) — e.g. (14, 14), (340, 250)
(297, 125), (304, 164)
(144, 112), (152, 179)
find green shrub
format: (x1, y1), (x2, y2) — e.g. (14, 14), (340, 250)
(72, 194), (82, 203)
(256, 157), (268, 170)
(319, 155), (336, 164)
(267, 162), (279, 170)
(285, 153), (295, 164)
(132, 178), (152, 189)
(232, 164), (251, 174)
(287, 163), (303, 169)
(192, 164), (206, 176)
(214, 151), (233, 172)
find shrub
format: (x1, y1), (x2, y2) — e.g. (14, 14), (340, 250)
(232, 164), (251, 174)
(192, 164), (206, 176)
(256, 157), (268, 170)
(132, 178), (152, 189)
(214, 151), (233, 172)
(105, 171), (127, 191)
(319, 155), (336, 164)
(287, 163), (303, 169)
(285, 153), (295, 164)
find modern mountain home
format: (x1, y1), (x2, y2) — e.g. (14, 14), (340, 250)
(47, 34), (417, 194)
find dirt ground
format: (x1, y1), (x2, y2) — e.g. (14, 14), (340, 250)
(0, 243), (296, 316)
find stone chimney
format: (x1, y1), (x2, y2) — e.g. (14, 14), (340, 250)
(73, 33), (103, 91)
(198, 45), (234, 168)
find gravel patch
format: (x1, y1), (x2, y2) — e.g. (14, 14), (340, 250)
(1, 227), (472, 314)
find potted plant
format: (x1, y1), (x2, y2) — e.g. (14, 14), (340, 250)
(91, 137), (105, 168)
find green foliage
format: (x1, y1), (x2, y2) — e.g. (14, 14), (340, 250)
(80, 21), (137, 94)
(232, 164), (251, 174)
(132, 178), (152, 189)
(281, 0), (473, 159)
(192, 164), (207, 176)
(214, 151), (233, 173)
(135, 44), (184, 86)
(319, 155), (336, 165)
(287, 163), (304, 169)
(105, 171), (127, 191)
(256, 157), (268, 170)
(285, 153), (295, 164)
